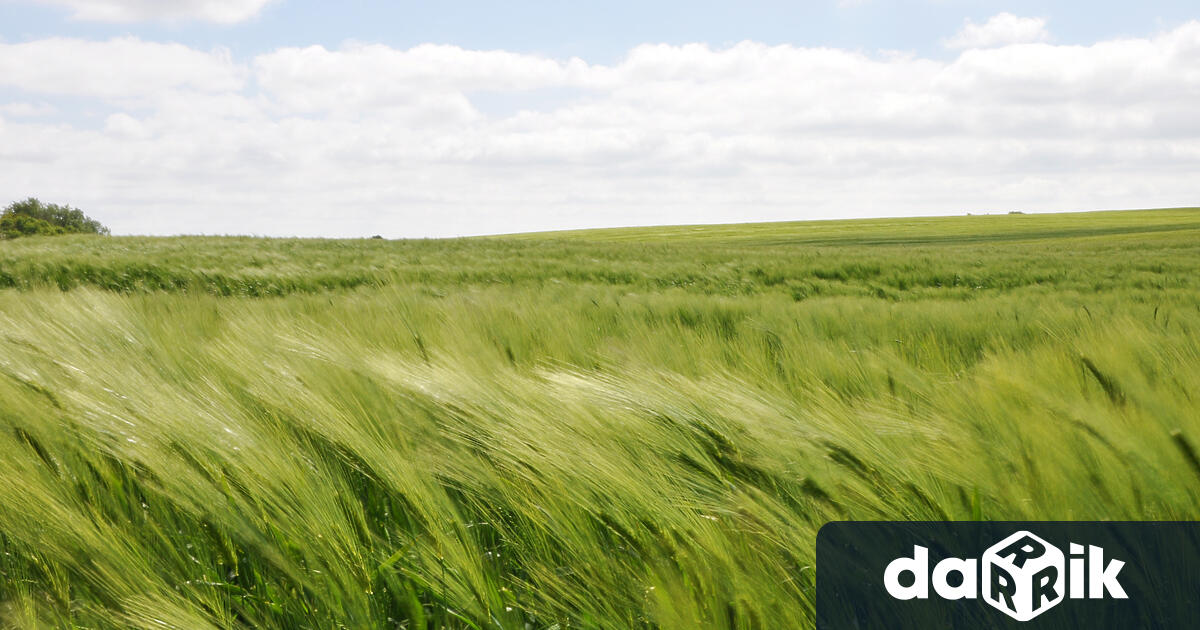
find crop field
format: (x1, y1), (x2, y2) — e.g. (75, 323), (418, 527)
(0, 208), (1199, 629)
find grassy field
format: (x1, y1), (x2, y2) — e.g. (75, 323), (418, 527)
(0, 208), (1198, 628)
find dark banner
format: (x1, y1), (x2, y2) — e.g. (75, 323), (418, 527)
(816, 521), (1200, 629)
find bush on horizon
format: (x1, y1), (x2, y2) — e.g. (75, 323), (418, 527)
(1, 197), (110, 239)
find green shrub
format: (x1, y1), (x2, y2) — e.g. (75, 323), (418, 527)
(1, 197), (109, 239)
(0, 213), (67, 238)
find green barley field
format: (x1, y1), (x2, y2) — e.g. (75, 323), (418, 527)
(1, 208), (1198, 629)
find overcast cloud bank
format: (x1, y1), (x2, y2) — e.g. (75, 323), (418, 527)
(1, 16), (1198, 236)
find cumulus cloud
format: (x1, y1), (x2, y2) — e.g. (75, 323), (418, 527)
(1, 24), (1199, 237)
(29, 0), (276, 23)
(251, 44), (591, 123)
(945, 13), (1051, 49)
(0, 38), (245, 103)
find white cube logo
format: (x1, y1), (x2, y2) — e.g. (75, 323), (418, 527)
(983, 531), (1065, 621)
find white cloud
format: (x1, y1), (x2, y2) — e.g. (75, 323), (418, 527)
(30, 0), (276, 23)
(0, 102), (56, 117)
(0, 38), (245, 103)
(945, 13), (1051, 49)
(1, 25), (1199, 237)
(252, 44), (590, 123)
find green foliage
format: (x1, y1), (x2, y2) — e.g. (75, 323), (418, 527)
(1, 197), (110, 239)
(0, 213), (67, 238)
(0, 208), (1197, 628)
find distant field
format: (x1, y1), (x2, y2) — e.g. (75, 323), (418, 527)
(0, 208), (1198, 628)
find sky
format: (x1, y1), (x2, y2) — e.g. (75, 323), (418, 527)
(1, 1), (1198, 237)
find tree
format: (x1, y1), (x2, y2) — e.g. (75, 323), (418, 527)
(1, 198), (110, 239)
